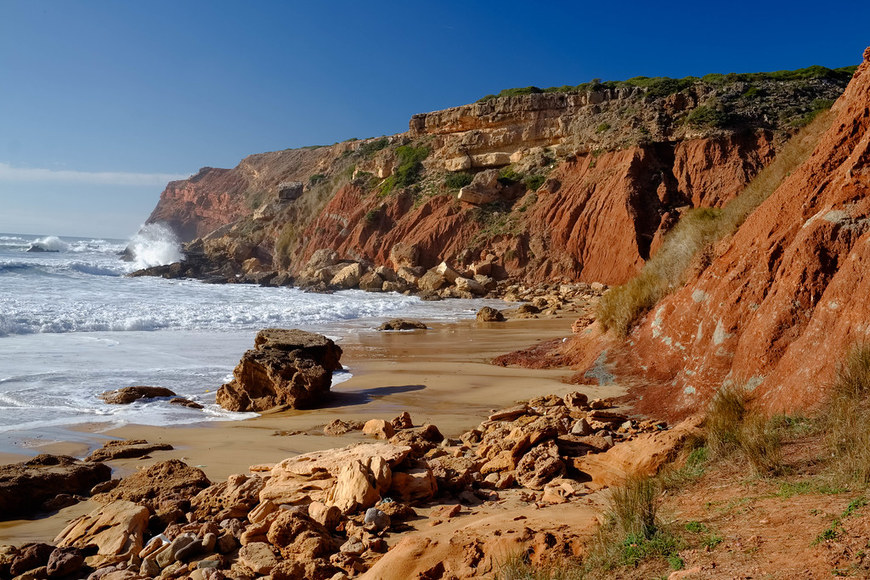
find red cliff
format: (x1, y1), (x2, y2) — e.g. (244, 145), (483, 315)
(607, 48), (870, 418)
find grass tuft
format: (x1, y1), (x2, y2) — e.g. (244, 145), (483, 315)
(823, 344), (870, 483)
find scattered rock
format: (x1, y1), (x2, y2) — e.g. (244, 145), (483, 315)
(324, 419), (364, 436)
(363, 507), (391, 532)
(476, 306), (505, 322)
(85, 440), (173, 462)
(216, 328), (343, 412)
(389, 467), (436, 503)
(169, 397), (204, 409)
(377, 319), (428, 331)
(327, 460), (381, 514)
(238, 542), (279, 575)
(391, 411), (413, 430)
(362, 419), (395, 440)
(99, 386), (176, 404)
(9, 543), (54, 577)
(191, 473), (265, 520)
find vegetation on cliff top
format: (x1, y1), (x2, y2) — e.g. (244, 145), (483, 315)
(478, 64), (857, 102)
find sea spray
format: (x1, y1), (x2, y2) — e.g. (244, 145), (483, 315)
(27, 235), (69, 252)
(128, 223), (183, 268)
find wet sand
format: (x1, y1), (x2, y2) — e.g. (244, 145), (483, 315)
(0, 313), (621, 544)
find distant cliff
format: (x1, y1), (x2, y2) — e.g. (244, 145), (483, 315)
(145, 64), (853, 288)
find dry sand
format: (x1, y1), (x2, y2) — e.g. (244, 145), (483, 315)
(0, 312), (621, 547)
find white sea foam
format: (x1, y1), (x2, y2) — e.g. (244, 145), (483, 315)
(28, 235), (69, 252)
(128, 223), (183, 268)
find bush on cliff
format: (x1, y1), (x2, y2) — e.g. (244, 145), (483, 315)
(379, 145), (430, 196)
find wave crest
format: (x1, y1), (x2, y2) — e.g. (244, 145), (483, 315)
(127, 223), (183, 269)
(28, 236), (68, 252)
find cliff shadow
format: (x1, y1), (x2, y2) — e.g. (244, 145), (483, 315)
(324, 384), (426, 408)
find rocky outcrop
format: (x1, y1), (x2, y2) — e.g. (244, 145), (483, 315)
(581, 48), (870, 418)
(216, 328), (343, 412)
(55, 500), (150, 567)
(0, 454), (111, 520)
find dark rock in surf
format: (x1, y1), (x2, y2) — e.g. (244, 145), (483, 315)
(99, 386), (177, 404)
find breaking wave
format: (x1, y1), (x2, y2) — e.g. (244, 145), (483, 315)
(127, 223), (183, 269)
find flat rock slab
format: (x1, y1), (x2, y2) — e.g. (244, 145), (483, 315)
(85, 439), (174, 462)
(0, 454), (110, 520)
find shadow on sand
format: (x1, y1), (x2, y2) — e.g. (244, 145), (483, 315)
(324, 384), (426, 408)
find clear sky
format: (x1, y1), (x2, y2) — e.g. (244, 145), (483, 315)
(0, 0), (867, 238)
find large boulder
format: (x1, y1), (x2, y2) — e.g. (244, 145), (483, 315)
(216, 329), (343, 412)
(389, 242), (420, 269)
(329, 262), (364, 289)
(0, 454), (111, 520)
(457, 169), (502, 205)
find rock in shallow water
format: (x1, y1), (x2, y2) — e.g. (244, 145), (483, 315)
(216, 328), (343, 412)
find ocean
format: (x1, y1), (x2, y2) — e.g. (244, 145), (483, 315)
(0, 227), (492, 454)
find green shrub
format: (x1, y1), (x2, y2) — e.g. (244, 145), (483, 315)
(308, 173), (326, 185)
(358, 137), (389, 157)
(498, 166), (523, 185)
(524, 174), (546, 192)
(444, 171), (473, 190)
(791, 98), (836, 128)
(686, 105), (730, 128)
(596, 122), (611, 133)
(379, 145), (430, 196)
(363, 208), (379, 225)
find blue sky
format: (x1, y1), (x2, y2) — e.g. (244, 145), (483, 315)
(0, 1), (867, 238)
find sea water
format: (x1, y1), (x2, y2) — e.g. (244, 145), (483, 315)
(0, 227), (492, 453)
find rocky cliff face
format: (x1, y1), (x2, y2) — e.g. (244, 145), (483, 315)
(144, 67), (852, 288)
(593, 48), (870, 418)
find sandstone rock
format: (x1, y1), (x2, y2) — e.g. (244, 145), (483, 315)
(85, 439), (173, 462)
(389, 467), (436, 503)
(391, 411), (413, 430)
(571, 418), (593, 436)
(267, 510), (336, 562)
(395, 266), (421, 286)
(191, 473), (265, 520)
(455, 276), (486, 295)
(326, 460), (381, 514)
(389, 242), (420, 269)
(323, 419), (364, 435)
(277, 181), (304, 201)
(358, 271), (384, 292)
(94, 459), (210, 513)
(429, 504), (461, 520)
(308, 501), (341, 531)
(238, 542), (278, 575)
(515, 440), (565, 490)
(0, 454), (111, 520)
(305, 249), (340, 271)
(418, 270), (448, 292)
(374, 265), (397, 282)
(377, 319), (427, 331)
(428, 455), (480, 492)
(434, 262), (460, 283)
(260, 443), (410, 506)
(457, 169), (502, 205)
(563, 391), (589, 412)
(56, 500), (149, 567)
(329, 262), (364, 289)
(476, 306), (505, 322)
(362, 419), (395, 439)
(99, 386), (176, 404)
(216, 328), (342, 412)
(488, 404), (529, 421)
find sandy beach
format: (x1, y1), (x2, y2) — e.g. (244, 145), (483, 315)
(0, 309), (622, 546)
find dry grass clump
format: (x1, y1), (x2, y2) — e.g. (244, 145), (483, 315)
(823, 344), (870, 483)
(704, 384), (782, 476)
(497, 554), (584, 580)
(597, 110), (834, 336)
